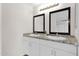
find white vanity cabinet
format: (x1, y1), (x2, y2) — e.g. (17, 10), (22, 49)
(55, 49), (76, 56)
(39, 44), (55, 56)
(39, 44), (75, 56)
(22, 37), (31, 55)
(29, 37), (39, 56)
(22, 37), (39, 56)
(78, 45), (79, 56)
(39, 39), (76, 56)
(23, 37), (77, 56)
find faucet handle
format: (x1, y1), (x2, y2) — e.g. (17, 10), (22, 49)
(56, 32), (58, 36)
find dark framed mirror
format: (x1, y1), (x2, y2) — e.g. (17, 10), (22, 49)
(33, 14), (45, 33)
(49, 7), (71, 35)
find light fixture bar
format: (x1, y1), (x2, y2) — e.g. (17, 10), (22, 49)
(40, 3), (59, 11)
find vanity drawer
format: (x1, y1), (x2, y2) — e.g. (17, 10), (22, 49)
(39, 39), (76, 55)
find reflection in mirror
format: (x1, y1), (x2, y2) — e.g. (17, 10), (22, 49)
(49, 7), (70, 35)
(33, 14), (45, 33)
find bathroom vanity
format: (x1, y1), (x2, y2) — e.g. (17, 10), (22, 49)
(22, 33), (78, 56)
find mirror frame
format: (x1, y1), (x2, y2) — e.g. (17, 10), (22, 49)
(33, 14), (45, 33)
(49, 7), (71, 35)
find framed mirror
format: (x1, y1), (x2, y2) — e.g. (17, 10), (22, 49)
(33, 14), (45, 33)
(49, 7), (71, 35)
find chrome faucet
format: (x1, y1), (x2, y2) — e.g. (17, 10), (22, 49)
(56, 32), (58, 36)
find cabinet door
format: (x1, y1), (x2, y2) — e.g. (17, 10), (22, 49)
(22, 37), (30, 56)
(78, 46), (79, 56)
(39, 44), (55, 56)
(29, 38), (39, 56)
(55, 49), (75, 56)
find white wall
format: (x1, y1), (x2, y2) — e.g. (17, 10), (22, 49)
(75, 4), (79, 41)
(2, 3), (34, 56)
(0, 3), (2, 56)
(34, 3), (76, 35)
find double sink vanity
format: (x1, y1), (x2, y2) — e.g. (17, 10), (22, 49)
(23, 33), (78, 56)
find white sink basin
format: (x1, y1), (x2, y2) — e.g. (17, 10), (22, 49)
(46, 36), (66, 41)
(29, 34), (40, 37)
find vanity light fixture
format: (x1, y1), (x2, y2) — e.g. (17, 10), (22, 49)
(40, 3), (59, 11)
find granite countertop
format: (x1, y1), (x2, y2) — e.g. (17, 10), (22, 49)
(23, 33), (78, 45)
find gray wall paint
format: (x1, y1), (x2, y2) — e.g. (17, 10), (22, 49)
(2, 3), (34, 56)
